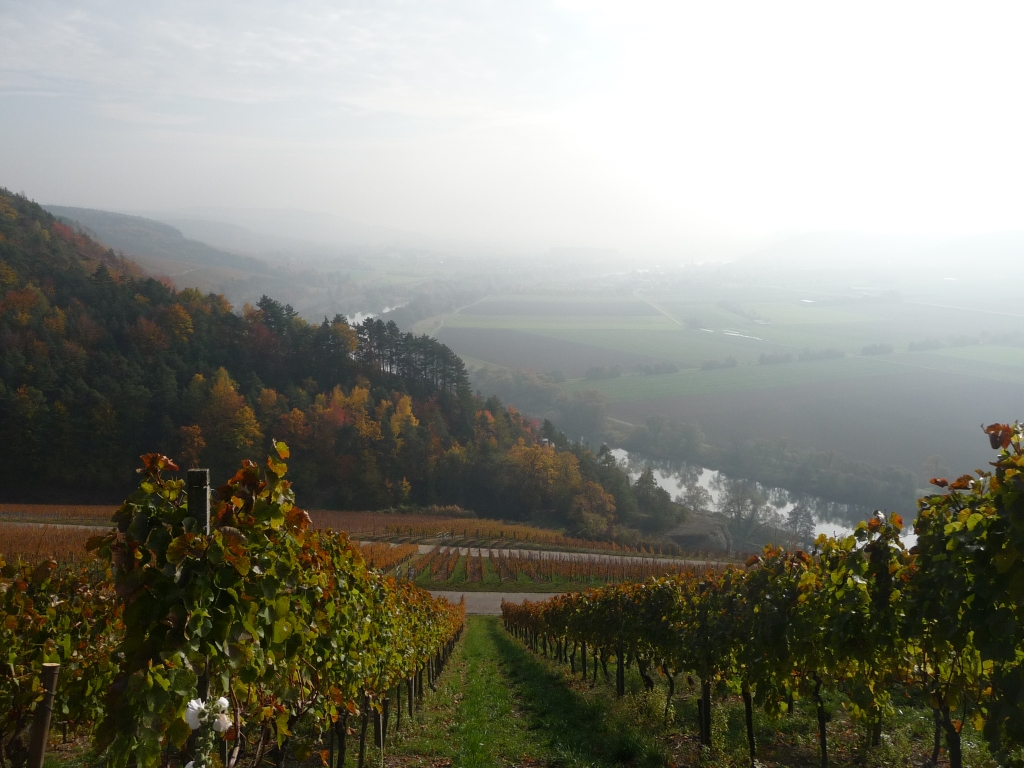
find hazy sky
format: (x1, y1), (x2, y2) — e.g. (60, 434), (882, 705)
(3, 1), (1023, 254)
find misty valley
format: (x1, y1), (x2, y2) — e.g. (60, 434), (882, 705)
(19, 201), (1024, 557)
(5, 5), (1024, 763)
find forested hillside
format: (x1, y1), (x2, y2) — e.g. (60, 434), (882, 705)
(0, 190), (677, 538)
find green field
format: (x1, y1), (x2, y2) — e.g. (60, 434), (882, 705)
(934, 343), (1024, 368)
(450, 297), (1024, 373)
(446, 313), (678, 331)
(442, 289), (1024, 485)
(556, 350), (1024, 402)
(557, 355), (892, 400)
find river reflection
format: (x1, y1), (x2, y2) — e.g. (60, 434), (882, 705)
(610, 449), (917, 548)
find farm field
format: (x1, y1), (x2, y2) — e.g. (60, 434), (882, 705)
(0, 503), (116, 525)
(557, 355), (893, 399)
(0, 522), (99, 563)
(405, 545), (720, 592)
(0, 506), (697, 564)
(310, 510), (683, 556)
(437, 325), (671, 375)
(934, 343), (1024, 367)
(606, 362), (1024, 477)
(440, 289), (1024, 484)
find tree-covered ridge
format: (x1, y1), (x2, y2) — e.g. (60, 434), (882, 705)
(0, 189), (679, 538)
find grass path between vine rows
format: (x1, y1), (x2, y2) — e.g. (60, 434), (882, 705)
(385, 615), (665, 767)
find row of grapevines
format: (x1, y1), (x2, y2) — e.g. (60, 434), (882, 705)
(488, 548), (717, 584)
(356, 541), (419, 572)
(1, 444), (464, 768)
(503, 423), (1024, 768)
(0, 557), (121, 768)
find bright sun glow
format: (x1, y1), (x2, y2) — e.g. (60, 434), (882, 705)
(2, 0), (1023, 253)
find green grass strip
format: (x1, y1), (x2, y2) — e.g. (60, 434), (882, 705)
(483, 618), (666, 767)
(451, 617), (547, 766)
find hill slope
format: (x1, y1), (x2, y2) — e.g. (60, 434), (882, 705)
(44, 206), (266, 272)
(1, 189), (677, 540)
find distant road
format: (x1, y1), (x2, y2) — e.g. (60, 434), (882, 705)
(633, 289), (683, 326)
(429, 590), (559, 615)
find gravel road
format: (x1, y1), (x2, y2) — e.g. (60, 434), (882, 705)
(429, 590), (564, 615)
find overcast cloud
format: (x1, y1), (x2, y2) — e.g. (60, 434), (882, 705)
(2, 1), (1023, 255)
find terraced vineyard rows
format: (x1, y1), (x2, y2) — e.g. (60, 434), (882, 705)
(311, 509), (683, 555)
(357, 541), (419, 571)
(412, 545), (720, 588)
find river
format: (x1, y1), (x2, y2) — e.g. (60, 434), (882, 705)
(610, 449), (917, 547)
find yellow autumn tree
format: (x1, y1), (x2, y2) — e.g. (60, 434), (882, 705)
(505, 440), (583, 520)
(276, 408), (312, 450)
(160, 303), (193, 342)
(347, 386), (382, 441)
(569, 480), (617, 538)
(196, 368), (263, 471)
(390, 394), (419, 447)
(178, 424), (206, 468)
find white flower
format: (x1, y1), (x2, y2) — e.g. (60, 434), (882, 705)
(212, 713), (232, 733)
(185, 762), (194, 768)
(185, 699), (205, 730)
(215, 697), (230, 712)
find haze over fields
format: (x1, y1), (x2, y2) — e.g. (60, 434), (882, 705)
(4, 1), (1024, 529)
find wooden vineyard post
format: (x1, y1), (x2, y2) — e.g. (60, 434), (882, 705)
(187, 469), (211, 701)
(187, 468), (211, 531)
(616, 645), (625, 697)
(187, 467), (212, 768)
(28, 663), (60, 768)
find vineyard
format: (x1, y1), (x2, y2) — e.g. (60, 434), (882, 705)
(1, 506), (703, 562)
(501, 423), (1024, 768)
(411, 546), (720, 589)
(8, 425), (1024, 768)
(0, 514), (706, 590)
(311, 510), (686, 556)
(0, 522), (98, 563)
(355, 542), (419, 572)
(0, 503), (117, 525)
(0, 447), (464, 768)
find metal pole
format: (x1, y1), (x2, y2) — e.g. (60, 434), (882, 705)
(28, 663), (60, 768)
